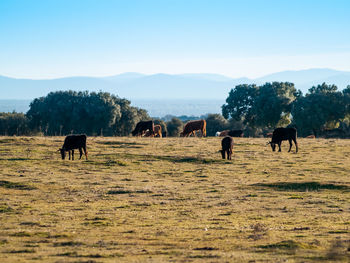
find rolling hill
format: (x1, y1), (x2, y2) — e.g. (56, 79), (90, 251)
(0, 68), (349, 101)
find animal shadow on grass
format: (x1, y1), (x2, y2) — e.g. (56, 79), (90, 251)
(253, 182), (349, 192)
(0, 180), (36, 190)
(102, 152), (224, 164)
(136, 154), (221, 164)
(0, 157), (31, 161)
(257, 240), (314, 255)
(96, 141), (145, 149)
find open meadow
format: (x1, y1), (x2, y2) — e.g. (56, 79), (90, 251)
(0, 136), (349, 262)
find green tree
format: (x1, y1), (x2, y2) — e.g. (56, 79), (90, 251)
(222, 84), (258, 124)
(343, 85), (350, 115)
(0, 112), (29, 136)
(291, 84), (347, 136)
(26, 90), (149, 136)
(252, 82), (296, 128)
(166, 118), (183, 137)
(111, 98), (150, 136)
(222, 82), (297, 129)
(205, 114), (228, 136)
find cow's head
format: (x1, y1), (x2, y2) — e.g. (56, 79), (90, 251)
(131, 130), (137, 136)
(59, 148), (66, 160)
(219, 149), (225, 159)
(267, 141), (276, 151)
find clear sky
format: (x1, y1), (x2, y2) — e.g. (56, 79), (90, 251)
(1, 0), (350, 79)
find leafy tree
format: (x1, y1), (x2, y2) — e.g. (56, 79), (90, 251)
(291, 83), (347, 136)
(111, 98), (150, 136)
(166, 118), (183, 137)
(343, 85), (350, 115)
(222, 82), (297, 129)
(26, 90), (149, 136)
(0, 112), (29, 136)
(222, 84), (258, 124)
(251, 82), (296, 128)
(205, 114), (228, 136)
(308, 82), (337, 94)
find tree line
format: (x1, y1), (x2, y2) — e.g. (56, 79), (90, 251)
(222, 82), (350, 137)
(0, 83), (349, 137)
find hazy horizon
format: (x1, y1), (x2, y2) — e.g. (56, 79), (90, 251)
(0, 67), (348, 81)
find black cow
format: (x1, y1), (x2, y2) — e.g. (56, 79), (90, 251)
(228, 129), (244, 137)
(220, 136), (234, 160)
(268, 128), (298, 153)
(59, 134), (88, 160)
(132, 120), (154, 137)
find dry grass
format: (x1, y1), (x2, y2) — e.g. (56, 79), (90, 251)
(0, 136), (349, 262)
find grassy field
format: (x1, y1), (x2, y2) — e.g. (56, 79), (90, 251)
(0, 136), (349, 262)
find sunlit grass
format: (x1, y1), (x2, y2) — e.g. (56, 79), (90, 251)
(0, 136), (349, 262)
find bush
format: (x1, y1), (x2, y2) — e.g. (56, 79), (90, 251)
(166, 118), (183, 137)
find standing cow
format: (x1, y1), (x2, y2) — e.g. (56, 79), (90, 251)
(132, 120), (154, 137)
(180, 119), (206, 137)
(228, 130), (244, 137)
(220, 136), (233, 160)
(59, 134), (88, 160)
(268, 128), (298, 153)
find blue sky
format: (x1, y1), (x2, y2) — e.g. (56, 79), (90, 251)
(1, 0), (349, 79)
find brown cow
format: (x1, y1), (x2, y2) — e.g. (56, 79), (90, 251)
(144, 125), (162, 137)
(218, 130), (229, 137)
(180, 120), (206, 137)
(220, 136), (233, 160)
(306, 135), (315, 139)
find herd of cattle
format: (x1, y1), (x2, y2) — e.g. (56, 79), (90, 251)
(59, 119), (298, 160)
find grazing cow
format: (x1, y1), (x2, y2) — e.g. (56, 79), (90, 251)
(144, 125), (162, 138)
(59, 134), (88, 160)
(132, 120), (154, 137)
(218, 130), (229, 137)
(180, 119), (206, 137)
(220, 136), (233, 160)
(228, 129), (244, 137)
(154, 125), (162, 137)
(268, 128), (298, 153)
(306, 135), (315, 139)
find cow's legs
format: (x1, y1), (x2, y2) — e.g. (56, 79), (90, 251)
(228, 150), (232, 160)
(71, 150), (74, 160)
(288, 139), (293, 152)
(278, 142), (282, 152)
(293, 139), (298, 153)
(68, 151), (71, 160)
(83, 146), (88, 160)
(79, 148), (83, 159)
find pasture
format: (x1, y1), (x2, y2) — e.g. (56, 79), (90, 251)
(0, 136), (349, 262)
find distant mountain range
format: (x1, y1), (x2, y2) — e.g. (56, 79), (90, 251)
(1, 68), (350, 100)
